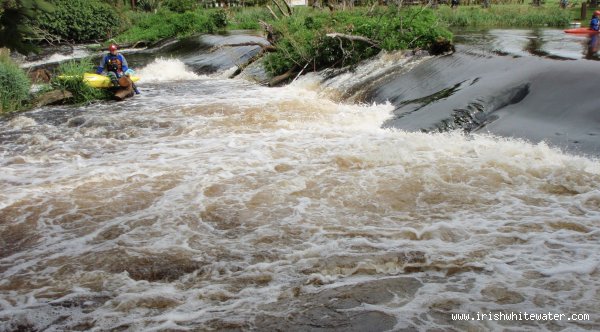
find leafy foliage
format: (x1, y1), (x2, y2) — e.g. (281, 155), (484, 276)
(211, 9), (228, 28)
(228, 7), (273, 30)
(51, 57), (110, 104)
(0, 51), (31, 113)
(117, 8), (228, 43)
(0, 0), (54, 53)
(163, 0), (197, 13)
(264, 7), (453, 76)
(36, 0), (122, 42)
(136, 0), (162, 11)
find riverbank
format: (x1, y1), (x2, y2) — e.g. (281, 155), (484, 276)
(0, 3), (582, 114)
(437, 3), (574, 28)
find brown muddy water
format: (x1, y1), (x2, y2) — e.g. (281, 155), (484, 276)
(1, 30), (600, 331)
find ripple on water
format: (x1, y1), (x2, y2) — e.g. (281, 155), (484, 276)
(0, 76), (599, 331)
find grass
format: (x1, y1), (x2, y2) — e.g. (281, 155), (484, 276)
(0, 51), (31, 113)
(437, 3), (574, 27)
(5, 3), (585, 111)
(114, 3), (581, 45)
(51, 57), (111, 104)
(228, 7), (273, 30)
(117, 8), (229, 43)
(263, 6), (454, 76)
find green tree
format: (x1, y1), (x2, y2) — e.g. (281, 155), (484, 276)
(0, 0), (53, 53)
(36, 0), (122, 42)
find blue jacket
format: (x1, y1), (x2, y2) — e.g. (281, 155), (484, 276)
(97, 53), (129, 75)
(591, 17), (599, 31)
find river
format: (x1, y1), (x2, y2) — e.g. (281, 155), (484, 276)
(1, 29), (599, 331)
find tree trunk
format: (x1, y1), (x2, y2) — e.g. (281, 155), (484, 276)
(269, 67), (298, 86)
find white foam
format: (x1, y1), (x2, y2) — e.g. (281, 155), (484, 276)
(541, 258), (600, 276)
(136, 58), (206, 83)
(19, 46), (92, 68)
(1, 76), (599, 331)
(7, 116), (37, 130)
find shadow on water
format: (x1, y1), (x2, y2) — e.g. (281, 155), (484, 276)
(362, 29), (600, 157)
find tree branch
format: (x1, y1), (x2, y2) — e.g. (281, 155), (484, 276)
(259, 20), (278, 44)
(282, 0), (293, 16)
(325, 33), (381, 49)
(266, 5), (279, 20)
(269, 66), (298, 86)
(271, 0), (289, 17)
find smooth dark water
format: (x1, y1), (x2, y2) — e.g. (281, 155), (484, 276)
(361, 28), (600, 157)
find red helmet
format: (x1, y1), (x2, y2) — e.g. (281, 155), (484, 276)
(108, 44), (118, 52)
(595, 10), (600, 16)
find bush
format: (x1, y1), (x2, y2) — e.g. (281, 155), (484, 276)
(0, 53), (31, 113)
(118, 9), (231, 43)
(211, 9), (228, 28)
(137, 0), (162, 12)
(36, 0), (122, 42)
(51, 57), (110, 104)
(163, 0), (197, 13)
(263, 7), (453, 76)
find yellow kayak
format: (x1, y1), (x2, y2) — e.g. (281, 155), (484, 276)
(83, 73), (140, 88)
(58, 73), (140, 88)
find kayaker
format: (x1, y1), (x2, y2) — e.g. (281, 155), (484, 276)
(590, 11), (600, 31)
(97, 44), (140, 94)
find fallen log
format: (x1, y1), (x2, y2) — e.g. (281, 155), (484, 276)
(269, 66), (298, 86)
(228, 44), (278, 79)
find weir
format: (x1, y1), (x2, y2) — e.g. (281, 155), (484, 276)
(1, 29), (599, 331)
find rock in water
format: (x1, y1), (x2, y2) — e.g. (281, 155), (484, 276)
(114, 76), (134, 101)
(30, 90), (73, 108)
(28, 69), (52, 83)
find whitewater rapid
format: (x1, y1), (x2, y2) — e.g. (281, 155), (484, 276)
(1, 54), (599, 331)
